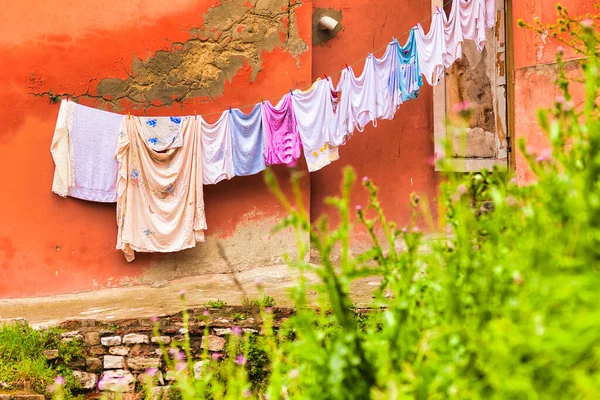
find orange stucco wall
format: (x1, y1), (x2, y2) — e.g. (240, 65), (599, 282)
(0, 0), (444, 299)
(311, 0), (440, 241)
(0, 0), (313, 298)
(512, 0), (594, 182)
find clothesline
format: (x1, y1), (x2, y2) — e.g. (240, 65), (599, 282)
(51, 0), (496, 261)
(185, 0), (455, 118)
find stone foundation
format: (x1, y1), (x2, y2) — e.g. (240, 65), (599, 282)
(51, 307), (293, 398)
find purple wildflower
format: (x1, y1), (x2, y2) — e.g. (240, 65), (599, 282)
(211, 352), (223, 360)
(289, 369), (299, 378)
(54, 376), (65, 386)
(235, 355), (247, 366)
(151, 316), (159, 323)
(231, 326), (243, 336)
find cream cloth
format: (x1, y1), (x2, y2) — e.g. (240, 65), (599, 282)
(116, 115), (207, 262)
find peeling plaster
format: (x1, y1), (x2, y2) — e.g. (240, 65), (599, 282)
(32, 0), (308, 109)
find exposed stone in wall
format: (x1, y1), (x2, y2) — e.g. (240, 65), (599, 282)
(30, 307), (295, 397)
(35, 0), (308, 109)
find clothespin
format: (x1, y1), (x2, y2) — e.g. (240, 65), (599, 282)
(345, 63), (350, 70)
(260, 97), (264, 104)
(289, 89), (293, 96)
(324, 74), (329, 81)
(436, 5), (441, 13)
(127, 112), (131, 120)
(229, 106), (232, 114)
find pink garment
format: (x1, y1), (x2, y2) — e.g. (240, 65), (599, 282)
(459, 0), (486, 52)
(443, 0), (464, 68)
(115, 116), (207, 262)
(484, 0), (497, 29)
(262, 94), (301, 166)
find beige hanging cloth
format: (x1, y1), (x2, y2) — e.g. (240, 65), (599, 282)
(115, 115), (207, 262)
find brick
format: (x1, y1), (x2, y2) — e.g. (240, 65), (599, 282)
(73, 370), (98, 390)
(104, 355), (125, 369)
(84, 331), (101, 346)
(150, 336), (171, 345)
(86, 357), (103, 373)
(123, 333), (149, 344)
(127, 356), (161, 371)
(201, 335), (226, 352)
(101, 336), (122, 346)
(42, 349), (59, 360)
(109, 346), (130, 356)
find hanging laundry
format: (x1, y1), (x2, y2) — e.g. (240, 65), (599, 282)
(374, 41), (403, 120)
(414, 10), (446, 86)
(201, 111), (235, 185)
(262, 94), (302, 166)
(51, 100), (123, 203)
(484, 0), (497, 29)
(116, 116), (207, 262)
(332, 67), (357, 145)
(459, 0), (486, 52)
(443, 0), (464, 68)
(230, 104), (266, 177)
(292, 79), (339, 172)
(138, 116), (185, 151)
(395, 31), (423, 101)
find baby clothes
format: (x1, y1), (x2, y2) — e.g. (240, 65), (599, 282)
(396, 30), (423, 101)
(414, 11), (446, 86)
(138, 116), (185, 152)
(230, 104), (266, 176)
(459, 0), (487, 52)
(292, 79), (339, 172)
(262, 94), (301, 166)
(51, 100), (123, 203)
(443, 0), (464, 68)
(116, 116), (207, 262)
(201, 111), (235, 185)
(374, 41), (403, 120)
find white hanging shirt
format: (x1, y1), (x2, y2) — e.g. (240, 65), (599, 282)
(292, 79), (339, 172)
(201, 111), (234, 185)
(414, 11), (446, 86)
(332, 67), (358, 146)
(443, 0), (464, 68)
(374, 42), (402, 120)
(459, 0), (486, 52)
(351, 54), (379, 130)
(484, 0), (497, 29)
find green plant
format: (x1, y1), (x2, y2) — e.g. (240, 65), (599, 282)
(232, 313), (247, 322)
(61, 5), (600, 400)
(0, 322), (83, 399)
(260, 295), (276, 308)
(204, 299), (226, 309)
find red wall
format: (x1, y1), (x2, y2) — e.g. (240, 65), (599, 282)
(311, 0), (440, 244)
(0, 0), (312, 298)
(0, 0), (454, 298)
(512, 0), (595, 182)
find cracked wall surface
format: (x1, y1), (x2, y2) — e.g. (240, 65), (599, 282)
(91, 0), (309, 109)
(0, 0), (312, 298)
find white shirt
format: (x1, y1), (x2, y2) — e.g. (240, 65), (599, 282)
(292, 79), (339, 172)
(414, 11), (446, 86)
(201, 111), (234, 185)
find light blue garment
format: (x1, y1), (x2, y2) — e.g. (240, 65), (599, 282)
(396, 30), (423, 101)
(230, 104), (266, 176)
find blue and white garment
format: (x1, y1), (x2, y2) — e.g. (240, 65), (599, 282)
(139, 116), (186, 151)
(375, 41), (403, 120)
(396, 29), (423, 101)
(230, 104), (266, 176)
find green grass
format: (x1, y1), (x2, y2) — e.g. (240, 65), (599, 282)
(0, 322), (83, 399)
